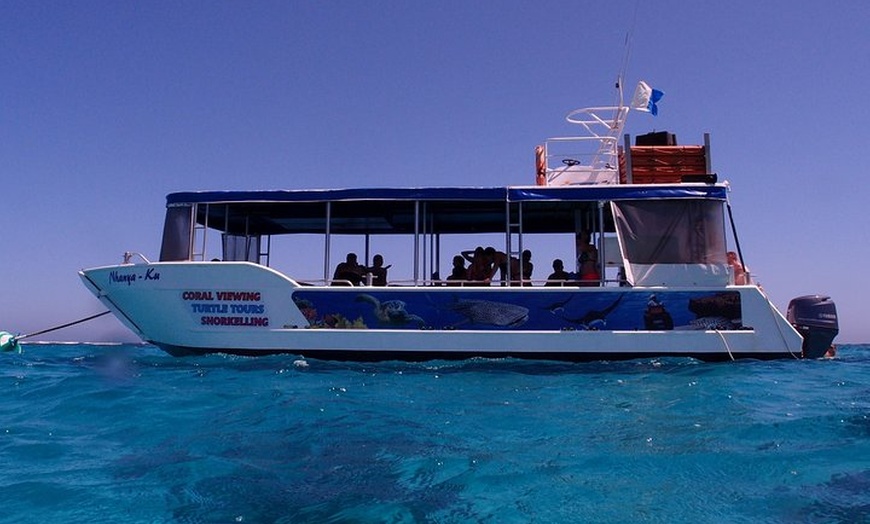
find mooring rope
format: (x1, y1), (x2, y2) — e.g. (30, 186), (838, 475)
(714, 329), (735, 361)
(17, 311), (111, 340)
(1, 311), (111, 352)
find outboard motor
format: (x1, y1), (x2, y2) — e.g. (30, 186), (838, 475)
(787, 295), (839, 358)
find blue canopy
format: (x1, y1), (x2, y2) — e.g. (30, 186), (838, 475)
(165, 184), (728, 236)
(167, 184), (727, 205)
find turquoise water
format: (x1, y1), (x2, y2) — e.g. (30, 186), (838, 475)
(1, 344), (868, 523)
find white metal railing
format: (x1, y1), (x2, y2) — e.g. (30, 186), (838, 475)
(122, 251), (151, 264)
(541, 105), (629, 186)
(294, 277), (624, 288)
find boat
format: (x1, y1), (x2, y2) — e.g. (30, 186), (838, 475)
(79, 82), (839, 361)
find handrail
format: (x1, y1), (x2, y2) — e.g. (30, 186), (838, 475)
(541, 105), (629, 186)
(565, 106), (629, 136)
(290, 277), (620, 288)
(122, 252), (151, 264)
(547, 136), (619, 143)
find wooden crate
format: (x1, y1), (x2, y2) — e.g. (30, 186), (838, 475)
(619, 145), (708, 184)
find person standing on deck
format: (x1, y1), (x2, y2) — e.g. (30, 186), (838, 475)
(576, 230), (600, 286)
(727, 251), (748, 285)
(463, 246), (496, 285)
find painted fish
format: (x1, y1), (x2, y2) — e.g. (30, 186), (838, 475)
(449, 299), (529, 327)
(356, 294), (425, 327)
(678, 316), (738, 330)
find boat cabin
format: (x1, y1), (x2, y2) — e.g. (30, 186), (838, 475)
(157, 101), (738, 290)
(157, 181), (733, 289)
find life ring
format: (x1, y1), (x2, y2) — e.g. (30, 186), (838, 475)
(535, 145), (547, 185)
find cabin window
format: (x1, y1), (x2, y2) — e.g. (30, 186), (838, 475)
(611, 199), (726, 265)
(159, 205), (193, 261)
(222, 234), (261, 263)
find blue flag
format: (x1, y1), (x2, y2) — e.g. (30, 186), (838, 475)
(631, 81), (664, 116)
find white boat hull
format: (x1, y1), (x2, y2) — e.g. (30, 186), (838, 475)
(80, 261), (806, 362)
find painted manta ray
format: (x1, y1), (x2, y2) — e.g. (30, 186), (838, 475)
(542, 294), (575, 315)
(555, 294), (625, 330)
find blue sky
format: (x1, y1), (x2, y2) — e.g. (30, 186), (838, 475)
(2, 1), (869, 343)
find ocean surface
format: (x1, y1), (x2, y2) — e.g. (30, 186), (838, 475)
(1, 344), (868, 524)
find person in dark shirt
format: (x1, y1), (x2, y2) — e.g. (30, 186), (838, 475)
(333, 253), (364, 285)
(446, 255), (468, 285)
(368, 254), (391, 286)
(545, 259), (570, 286)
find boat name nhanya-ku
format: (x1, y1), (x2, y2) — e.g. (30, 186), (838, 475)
(109, 271), (137, 286)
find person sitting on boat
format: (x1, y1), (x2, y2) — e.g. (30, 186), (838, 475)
(576, 230), (600, 286)
(333, 252), (365, 286)
(488, 248), (532, 285)
(523, 249), (535, 285)
(487, 248), (516, 285)
(446, 255), (468, 286)
(462, 246), (496, 285)
(545, 259), (570, 286)
(727, 251), (748, 285)
(491, 249), (510, 284)
(367, 254), (391, 286)
(504, 249), (534, 285)
(488, 246), (532, 285)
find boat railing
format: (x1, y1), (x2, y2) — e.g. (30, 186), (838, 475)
(539, 106), (628, 186)
(122, 251), (152, 264)
(294, 277), (625, 288)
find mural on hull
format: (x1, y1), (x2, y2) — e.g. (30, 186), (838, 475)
(291, 290), (743, 332)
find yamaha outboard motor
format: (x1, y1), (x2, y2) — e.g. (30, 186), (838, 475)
(787, 295), (839, 358)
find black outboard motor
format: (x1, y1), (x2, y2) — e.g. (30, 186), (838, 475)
(787, 295), (839, 358)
